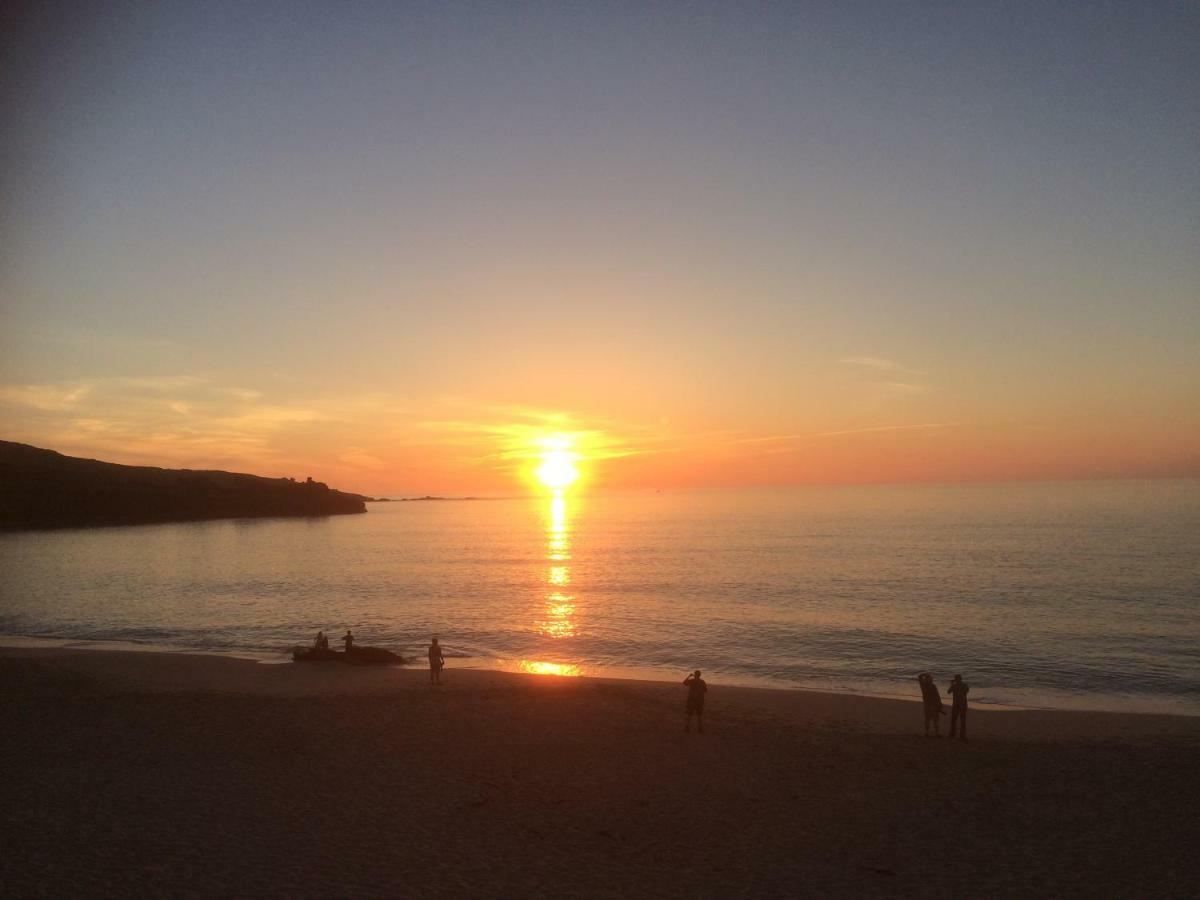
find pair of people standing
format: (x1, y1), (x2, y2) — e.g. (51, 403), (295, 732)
(918, 672), (969, 739)
(311, 630), (353, 652)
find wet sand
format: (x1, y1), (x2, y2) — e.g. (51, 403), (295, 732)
(2, 648), (1198, 897)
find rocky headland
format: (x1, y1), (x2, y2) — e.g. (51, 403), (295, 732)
(0, 441), (367, 530)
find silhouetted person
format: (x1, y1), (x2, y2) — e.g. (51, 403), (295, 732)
(683, 670), (707, 733)
(343, 630), (354, 655)
(947, 674), (969, 740)
(917, 672), (944, 737)
(315, 630), (328, 651)
(428, 636), (445, 685)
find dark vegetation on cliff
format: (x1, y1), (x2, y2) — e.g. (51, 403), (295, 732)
(0, 441), (367, 530)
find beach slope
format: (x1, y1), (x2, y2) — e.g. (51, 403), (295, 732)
(1, 649), (1197, 897)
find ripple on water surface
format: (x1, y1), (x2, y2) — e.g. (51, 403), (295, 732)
(1, 481), (1198, 714)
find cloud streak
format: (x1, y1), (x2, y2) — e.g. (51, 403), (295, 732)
(818, 422), (956, 438)
(0, 375), (374, 476)
(840, 356), (911, 373)
(0, 383), (93, 411)
(416, 405), (676, 474)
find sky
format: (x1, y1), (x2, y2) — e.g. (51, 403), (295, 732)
(1, 1), (1197, 495)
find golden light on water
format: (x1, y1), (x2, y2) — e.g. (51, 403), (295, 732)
(537, 593), (577, 638)
(547, 494), (569, 560)
(528, 434), (584, 658)
(538, 492), (577, 640)
(549, 495), (567, 532)
(518, 659), (581, 677)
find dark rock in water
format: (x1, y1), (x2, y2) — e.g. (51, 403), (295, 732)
(292, 646), (407, 666)
(0, 440), (367, 530)
(293, 646), (343, 663)
(345, 646), (408, 666)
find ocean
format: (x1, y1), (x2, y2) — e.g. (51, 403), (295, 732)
(2, 480), (1197, 714)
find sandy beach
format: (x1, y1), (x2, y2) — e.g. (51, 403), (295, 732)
(2, 648), (1197, 898)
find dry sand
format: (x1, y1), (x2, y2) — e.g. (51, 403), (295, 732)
(2, 648), (1197, 898)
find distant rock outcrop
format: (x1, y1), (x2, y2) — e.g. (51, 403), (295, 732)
(0, 441), (367, 530)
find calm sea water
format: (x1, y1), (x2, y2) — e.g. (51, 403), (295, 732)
(2, 481), (1198, 714)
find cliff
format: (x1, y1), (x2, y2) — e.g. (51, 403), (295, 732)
(0, 441), (367, 530)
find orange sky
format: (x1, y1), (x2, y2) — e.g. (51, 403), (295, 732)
(2, 5), (1197, 494)
(1, 378), (1195, 496)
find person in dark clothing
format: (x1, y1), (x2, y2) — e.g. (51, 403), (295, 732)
(947, 674), (969, 740)
(342, 630), (354, 654)
(428, 636), (445, 685)
(683, 670), (707, 734)
(314, 630), (328, 651)
(917, 672), (944, 736)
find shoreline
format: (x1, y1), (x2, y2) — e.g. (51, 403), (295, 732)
(2, 632), (1196, 719)
(4, 645), (1199, 741)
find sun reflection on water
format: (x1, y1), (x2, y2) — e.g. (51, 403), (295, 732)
(518, 659), (581, 677)
(538, 592), (576, 638)
(547, 494), (569, 561)
(537, 493), (577, 640)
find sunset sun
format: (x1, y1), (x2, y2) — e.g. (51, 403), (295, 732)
(536, 448), (580, 491)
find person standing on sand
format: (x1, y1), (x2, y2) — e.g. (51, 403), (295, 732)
(428, 636), (445, 685)
(947, 674), (969, 740)
(343, 630), (354, 655)
(917, 672), (944, 737)
(683, 670), (707, 733)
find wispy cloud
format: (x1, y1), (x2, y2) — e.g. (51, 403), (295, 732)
(2, 379), (695, 491)
(0, 383), (93, 411)
(840, 356), (909, 373)
(734, 421), (954, 446)
(0, 375), (358, 474)
(839, 356), (932, 407)
(413, 404), (691, 477)
(819, 422), (955, 438)
(108, 375), (208, 392)
(338, 447), (385, 470)
(733, 433), (808, 445)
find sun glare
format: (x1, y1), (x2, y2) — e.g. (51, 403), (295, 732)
(519, 660), (581, 677)
(536, 448), (580, 491)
